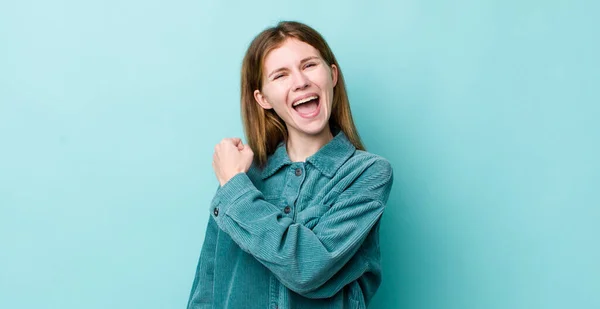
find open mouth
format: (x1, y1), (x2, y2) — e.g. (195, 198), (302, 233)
(292, 95), (320, 117)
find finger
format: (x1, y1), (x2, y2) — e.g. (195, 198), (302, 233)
(222, 137), (242, 146)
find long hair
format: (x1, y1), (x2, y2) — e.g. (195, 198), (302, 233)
(241, 21), (365, 168)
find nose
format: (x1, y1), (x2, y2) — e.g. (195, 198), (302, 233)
(291, 70), (310, 91)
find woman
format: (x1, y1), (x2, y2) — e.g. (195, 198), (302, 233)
(187, 21), (393, 309)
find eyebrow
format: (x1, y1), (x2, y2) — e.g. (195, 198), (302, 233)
(267, 56), (320, 79)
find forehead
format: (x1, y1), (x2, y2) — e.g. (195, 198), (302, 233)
(263, 38), (320, 69)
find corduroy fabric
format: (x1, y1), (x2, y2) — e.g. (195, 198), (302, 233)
(187, 131), (393, 309)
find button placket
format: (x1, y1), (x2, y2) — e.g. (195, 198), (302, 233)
(281, 164), (305, 218)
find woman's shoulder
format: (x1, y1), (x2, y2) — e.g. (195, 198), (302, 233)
(347, 150), (393, 173)
(329, 149), (394, 188)
(334, 149), (394, 201)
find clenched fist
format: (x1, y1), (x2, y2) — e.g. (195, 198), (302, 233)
(212, 137), (254, 186)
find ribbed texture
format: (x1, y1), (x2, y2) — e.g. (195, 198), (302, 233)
(187, 131), (394, 309)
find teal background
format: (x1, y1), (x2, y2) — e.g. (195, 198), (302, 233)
(1, 0), (598, 308)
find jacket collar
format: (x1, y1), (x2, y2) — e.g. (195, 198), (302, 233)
(260, 129), (356, 179)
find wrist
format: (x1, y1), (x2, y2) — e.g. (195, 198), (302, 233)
(220, 170), (245, 186)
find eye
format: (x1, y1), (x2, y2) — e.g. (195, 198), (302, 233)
(273, 73), (285, 80)
(304, 62), (317, 69)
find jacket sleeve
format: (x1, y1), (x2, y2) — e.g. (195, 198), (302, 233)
(210, 158), (393, 298)
(186, 216), (218, 308)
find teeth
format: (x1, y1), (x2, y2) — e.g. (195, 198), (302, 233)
(293, 96), (318, 107)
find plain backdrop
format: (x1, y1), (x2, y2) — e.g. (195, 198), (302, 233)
(1, 0), (598, 308)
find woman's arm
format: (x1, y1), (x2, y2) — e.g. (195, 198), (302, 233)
(186, 216), (218, 308)
(210, 158), (393, 298)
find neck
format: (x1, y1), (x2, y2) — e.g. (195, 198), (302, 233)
(286, 127), (334, 162)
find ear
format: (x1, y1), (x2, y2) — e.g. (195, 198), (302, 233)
(331, 64), (338, 87)
(253, 89), (273, 110)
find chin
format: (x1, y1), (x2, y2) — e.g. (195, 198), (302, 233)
(299, 122), (331, 137)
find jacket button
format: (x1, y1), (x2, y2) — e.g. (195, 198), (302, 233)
(295, 168), (302, 176)
(213, 207), (219, 216)
(284, 206), (291, 214)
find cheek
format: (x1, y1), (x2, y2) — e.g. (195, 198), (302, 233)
(263, 85), (286, 105)
(313, 69), (334, 89)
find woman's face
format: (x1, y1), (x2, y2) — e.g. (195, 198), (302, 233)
(254, 38), (338, 139)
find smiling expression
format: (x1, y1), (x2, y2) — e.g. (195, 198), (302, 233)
(254, 38), (338, 139)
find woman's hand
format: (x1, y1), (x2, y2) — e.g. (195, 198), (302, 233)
(212, 137), (254, 186)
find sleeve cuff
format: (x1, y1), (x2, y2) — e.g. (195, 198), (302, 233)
(210, 172), (256, 218)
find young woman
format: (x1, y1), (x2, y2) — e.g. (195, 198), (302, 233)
(187, 21), (393, 309)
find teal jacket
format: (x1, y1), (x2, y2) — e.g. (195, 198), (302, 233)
(186, 131), (394, 309)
